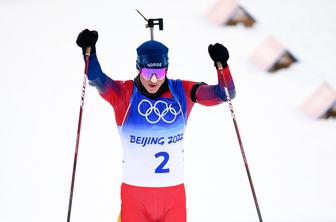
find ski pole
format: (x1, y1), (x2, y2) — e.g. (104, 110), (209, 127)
(67, 47), (91, 222)
(216, 62), (263, 222)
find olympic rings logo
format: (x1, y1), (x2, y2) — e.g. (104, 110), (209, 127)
(137, 99), (182, 124)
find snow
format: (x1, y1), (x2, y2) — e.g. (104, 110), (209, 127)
(0, 0), (335, 221)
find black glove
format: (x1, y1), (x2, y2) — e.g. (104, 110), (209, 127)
(76, 29), (98, 55)
(208, 43), (229, 68)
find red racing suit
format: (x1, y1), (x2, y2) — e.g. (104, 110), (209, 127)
(87, 54), (235, 222)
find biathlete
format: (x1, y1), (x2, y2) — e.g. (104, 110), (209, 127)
(76, 29), (236, 222)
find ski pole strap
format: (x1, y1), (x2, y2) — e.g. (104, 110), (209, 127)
(85, 47), (91, 56)
(216, 61), (232, 102)
(216, 61), (224, 70)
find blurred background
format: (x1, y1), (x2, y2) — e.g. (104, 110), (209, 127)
(0, 0), (335, 221)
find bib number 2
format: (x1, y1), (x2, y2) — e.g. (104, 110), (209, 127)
(155, 152), (170, 173)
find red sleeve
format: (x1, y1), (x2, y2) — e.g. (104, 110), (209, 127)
(195, 65), (236, 106)
(100, 80), (134, 126)
(181, 80), (197, 119)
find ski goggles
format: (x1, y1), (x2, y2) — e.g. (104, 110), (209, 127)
(140, 68), (167, 80)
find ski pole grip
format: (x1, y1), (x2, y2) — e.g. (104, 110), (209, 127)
(216, 61), (223, 70)
(85, 47), (91, 56)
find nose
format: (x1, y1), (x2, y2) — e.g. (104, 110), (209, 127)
(150, 74), (158, 83)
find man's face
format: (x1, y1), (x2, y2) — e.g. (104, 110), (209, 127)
(139, 68), (167, 94)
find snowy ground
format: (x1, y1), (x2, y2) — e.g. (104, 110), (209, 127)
(0, 0), (335, 221)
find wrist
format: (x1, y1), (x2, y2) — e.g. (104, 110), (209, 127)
(214, 61), (228, 69)
(82, 45), (96, 55)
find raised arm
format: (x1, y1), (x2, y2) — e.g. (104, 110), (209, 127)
(193, 43), (236, 106)
(76, 29), (132, 108)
